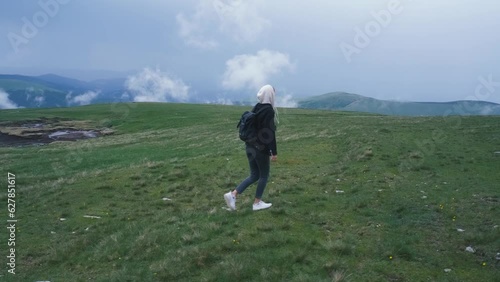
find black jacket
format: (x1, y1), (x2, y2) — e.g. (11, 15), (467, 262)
(252, 103), (278, 156)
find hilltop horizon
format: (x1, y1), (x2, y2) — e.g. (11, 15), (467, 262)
(1, 72), (500, 116)
(1, 67), (499, 104)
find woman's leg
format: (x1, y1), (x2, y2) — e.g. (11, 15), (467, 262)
(253, 149), (270, 201)
(235, 146), (260, 195)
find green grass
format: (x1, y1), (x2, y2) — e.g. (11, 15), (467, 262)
(1, 103), (499, 281)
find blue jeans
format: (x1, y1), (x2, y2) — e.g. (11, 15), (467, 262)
(235, 145), (270, 199)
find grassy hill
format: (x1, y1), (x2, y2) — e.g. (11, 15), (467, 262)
(0, 103), (499, 281)
(299, 92), (500, 116)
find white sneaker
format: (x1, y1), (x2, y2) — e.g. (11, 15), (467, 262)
(224, 192), (236, 211)
(253, 200), (272, 211)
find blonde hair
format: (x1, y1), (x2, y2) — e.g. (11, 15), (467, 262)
(257, 84), (279, 124)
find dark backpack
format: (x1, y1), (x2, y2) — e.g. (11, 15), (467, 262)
(237, 110), (258, 144)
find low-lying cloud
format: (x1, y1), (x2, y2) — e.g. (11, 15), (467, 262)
(276, 94), (298, 108)
(222, 49), (294, 90)
(24, 87), (45, 107)
(34, 96), (45, 106)
(0, 89), (19, 109)
(67, 91), (100, 106)
(126, 68), (190, 103)
(204, 93), (297, 108)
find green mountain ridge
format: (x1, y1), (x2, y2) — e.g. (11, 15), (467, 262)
(299, 92), (500, 116)
(0, 74), (127, 108)
(1, 74), (500, 116)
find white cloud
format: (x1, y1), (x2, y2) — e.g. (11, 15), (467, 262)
(0, 89), (19, 109)
(120, 92), (130, 101)
(222, 49), (294, 90)
(176, 11), (219, 49)
(126, 68), (189, 102)
(177, 0), (269, 48)
(25, 87), (44, 104)
(218, 98), (234, 105)
(213, 0), (270, 42)
(276, 94), (298, 108)
(34, 96), (45, 106)
(67, 91), (100, 106)
(479, 105), (500, 115)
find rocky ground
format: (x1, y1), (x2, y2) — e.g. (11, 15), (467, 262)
(0, 117), (113, 147)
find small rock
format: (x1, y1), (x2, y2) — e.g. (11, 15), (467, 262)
(444, 268), (452, 273)
(162, 197), (172, 201)
(336, 179), (341, 182)
(100, 129), (114, 135)
(495, 252), (500, 260)
(465, 246), (475, 253)
(50, 231), (56, 234)
(457, 228), (465, 232)
(421, 195), (427, 199)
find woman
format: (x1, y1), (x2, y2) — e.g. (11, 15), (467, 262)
(224, 84), (278, 211)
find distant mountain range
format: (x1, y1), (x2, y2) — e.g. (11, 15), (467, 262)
(1, 74), (499, 116)
(298, 92), (500, 116)
(0, 74), (126, 108)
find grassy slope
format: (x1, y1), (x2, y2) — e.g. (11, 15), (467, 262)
(0, 103), (499, 281)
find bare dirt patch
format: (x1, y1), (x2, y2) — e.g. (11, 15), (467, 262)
(0, 117), (114, 147)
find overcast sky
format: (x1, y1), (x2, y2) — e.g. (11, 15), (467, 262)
(1, 0), (499, 104)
